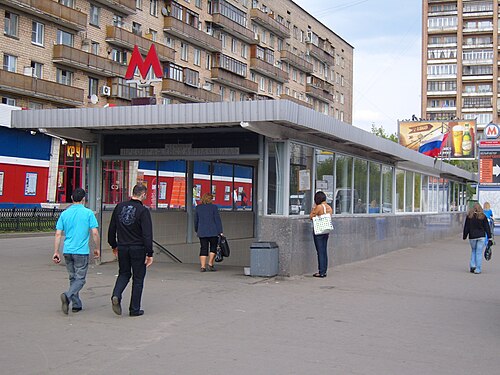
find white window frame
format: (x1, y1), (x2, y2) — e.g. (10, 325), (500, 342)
(31, 21), (44, 46)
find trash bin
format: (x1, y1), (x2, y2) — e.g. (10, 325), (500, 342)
(250, 242), (279, 277)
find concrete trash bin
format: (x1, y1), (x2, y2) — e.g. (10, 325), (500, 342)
(250, 242), (279, 277)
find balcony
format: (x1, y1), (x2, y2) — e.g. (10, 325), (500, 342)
(0, 69), (83, 106)
(279, 94), (313, 109)
(161, 78), (221, 103)
(106, 26), (175, 62)
(53, 45), (127, 77)
(249, 8), (290, 38)
(306, 43), (335, 66)
(4, 0), (87, 31)
(164, 17), (222, 52)
(211, 68), (258, 93)
(211, 13), (257, 44)
(92, 0), (136, 15)
(306, 83), (333, 102)
(249, 58), (288, 83)
(280, 50), (313, 73)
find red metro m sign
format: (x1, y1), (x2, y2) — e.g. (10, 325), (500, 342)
(125, 44), (162, 85)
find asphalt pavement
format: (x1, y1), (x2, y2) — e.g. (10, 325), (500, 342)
(1, 233), (499, 375)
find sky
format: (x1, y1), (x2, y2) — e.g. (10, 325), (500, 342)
(293, 0), (422, 135)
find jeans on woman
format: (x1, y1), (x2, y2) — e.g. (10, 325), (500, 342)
(469, 237), (486, 273)
(63, 254), (89, 309)
(313, 233), (329, 275)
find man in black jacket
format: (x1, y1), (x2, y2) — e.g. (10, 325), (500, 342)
(108, 184), (153, 316)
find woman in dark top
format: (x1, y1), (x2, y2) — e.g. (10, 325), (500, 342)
(194, 193), (223, 272)
(463, 202), (492, 274)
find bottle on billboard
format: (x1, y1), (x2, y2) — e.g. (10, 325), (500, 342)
(452, 125), (463, 157)
(462, 123), (472, 156)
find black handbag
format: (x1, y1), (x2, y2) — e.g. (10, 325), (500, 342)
(218, 235), (230, 257)
(214, 246), (224, 262)
(484, 240), (493, 261)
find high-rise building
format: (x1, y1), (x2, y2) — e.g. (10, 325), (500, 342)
(422, 0), (500, 131)
(0, 0), (352, 122)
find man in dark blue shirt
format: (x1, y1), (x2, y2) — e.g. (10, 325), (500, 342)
(108, 184), (153, 317)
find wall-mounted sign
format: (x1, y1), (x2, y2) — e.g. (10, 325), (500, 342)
(479, 150), (500, 185)
(125, 45), (162, 85)
(25, 172), (37, 196)
(484, 122), (500, 139)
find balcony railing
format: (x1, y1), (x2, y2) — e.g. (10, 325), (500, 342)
(53, 45), (127, 77)
(106, 26), (175, 62)
(4, 0), (87, 31)
(91, 0), (136, 15)
(306, 83), (334, 102)
(211, 13), (257, 44)
(249, 58), (288, 82)
(0, 69), (84, 106)
(279, 94), (313, 109)
(249, 8), (290, 38)
(280, 50), (313, 73)
(161, 78), (221, 102)
(164, 17), (222, 52)
(211, 68), (258, 93)
(307, 42), (335, 66)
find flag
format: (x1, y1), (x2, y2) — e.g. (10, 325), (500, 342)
(418, 132), (449, 157)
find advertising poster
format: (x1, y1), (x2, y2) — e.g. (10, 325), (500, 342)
(25, 172), (37, 196)
(479, 150), (500, 185)
(398, 120), (476, 159)
(0, 171), (3, 195)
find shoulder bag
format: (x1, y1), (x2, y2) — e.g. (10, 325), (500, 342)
(312, 204), (333, 235)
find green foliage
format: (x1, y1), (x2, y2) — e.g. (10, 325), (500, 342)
(371, 124), (398, 143)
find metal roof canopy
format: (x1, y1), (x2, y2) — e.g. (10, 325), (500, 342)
(11, 100), (476, 182)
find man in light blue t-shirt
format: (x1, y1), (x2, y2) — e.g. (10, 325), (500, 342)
(53, 188), (100, 315)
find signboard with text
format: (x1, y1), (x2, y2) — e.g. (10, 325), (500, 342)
(398, 120), (476, 159)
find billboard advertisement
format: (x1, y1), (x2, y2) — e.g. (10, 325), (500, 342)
(398, 120), (476, 159)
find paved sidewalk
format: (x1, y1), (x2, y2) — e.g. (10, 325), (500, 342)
(1, 234), (499, 375)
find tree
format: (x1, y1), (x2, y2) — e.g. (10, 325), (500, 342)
(371, 124), (398, 143)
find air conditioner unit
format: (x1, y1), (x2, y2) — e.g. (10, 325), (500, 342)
(202, 83), (212, 91)
(101, 85), (111, 96)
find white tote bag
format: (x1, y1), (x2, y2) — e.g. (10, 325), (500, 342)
(312, 204), (333, 235)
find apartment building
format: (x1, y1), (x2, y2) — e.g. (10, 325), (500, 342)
(0, 0), (352, 122)
(422, 0), (500, 131)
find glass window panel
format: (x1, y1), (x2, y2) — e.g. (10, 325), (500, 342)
(266, 141), (283, 215)
(193, 161), (211, 206)
(382, 165), (393, 213)
(354, 158), (368, 213)
(158, 160), (186, 210)
(421, 175), (429, 212)
(396, 169), (405, 212)
(335, 155), (353, 214)
(414, 173), (421, 212)
(212, 162), (233, 211)
(289, 143), (313, 215)
(405, 171), (413, 212)
(234, 165), (253, 211)
(369, 162), (381, 213)
(315, 150), (334, 208)
(102, 160), (130, 206)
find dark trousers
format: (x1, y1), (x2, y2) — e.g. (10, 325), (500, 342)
(112, 245), (147, 313)
(313, 233), (329, 275)
(199, 236), (218, 256)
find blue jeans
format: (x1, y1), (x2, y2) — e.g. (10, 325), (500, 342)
(469, 237), (486, 273)
(112, 246), (147, 314)
(313, 233), (329, 275)
(63, 254), (89, 309)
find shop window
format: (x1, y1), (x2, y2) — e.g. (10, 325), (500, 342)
(335, 154), (353, 214)
(353, 158), (368, 213)
(289, 143), (313, 215)
(266, 141), (285, 215)
(414, 174), (422, 212)
(396, 169), (405, 212)
(382, 165), (393, 213)
(405, 171), (414, 212)
(368, 162), (381, 214)
(314, 149), (334, 208)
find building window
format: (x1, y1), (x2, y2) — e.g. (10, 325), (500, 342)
(229, 89), (236, 101)
(206, 53), (212, 70)
(241, 44), (248, 59)
(194, 48), (201, 66)
(56, 68), (73, 86)
(231, 38), (237, 53)
(31, 61), (43, 78)
(168, 63), (183, 82)
(220, 86), (225, 99)
(180, 43), (188, 61)
(91, 42), (99, 55)
(186, 9), (199, 28)
(132, 22), (142, 35)
(88, 77), (99, 97)
(90, 5), (101, 26)
(111, 48), (127, 64)
(31, 21), (44, 46)
(150, 0), (158, 16)
(57, 29), (74, 46)
(259, 77), (265, 91)
(268, 79), (273, 94)
(195, 0), (202, 8)
(113, 15), (124, 27)
(148, 29), (157, 41)
(136, 0), (143, 9)
(3, 54), (17, 72)
(1, 97), (16, 106)
(221, 33), (227, 48)
(28, 101), (43, 110)
(59, 0), (75, 7)
(4, 12), (19, 38)
(183, 68), (199, 87)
